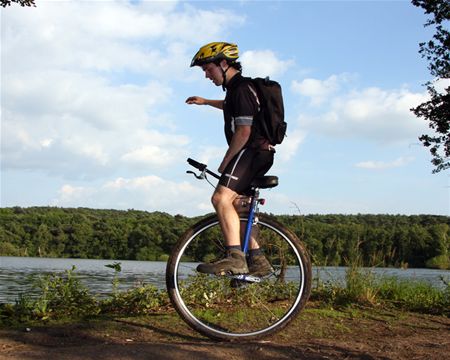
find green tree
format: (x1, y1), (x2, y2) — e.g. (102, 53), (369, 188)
(48, 226), (68, 258)
(63, 222), (92, 258)
(426, 223), (449, 258)
(33, 224), (52, 257)
(411, 0), (450, 173)
(340, 224), (363, 265)
(408, 224), (433, 267)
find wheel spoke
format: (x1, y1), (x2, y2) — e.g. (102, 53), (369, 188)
(166, 214), (311, 340)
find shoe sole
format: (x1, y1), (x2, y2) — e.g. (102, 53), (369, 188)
(197, 265), (249, 276)
(248, 267), (275, 278)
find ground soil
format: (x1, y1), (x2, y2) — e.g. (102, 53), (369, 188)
(1, 304), (449, 360)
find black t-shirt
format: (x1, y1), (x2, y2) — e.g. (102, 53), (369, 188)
(223, 73), (269, 149)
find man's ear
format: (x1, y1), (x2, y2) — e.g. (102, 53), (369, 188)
(219, 59), (229, 71)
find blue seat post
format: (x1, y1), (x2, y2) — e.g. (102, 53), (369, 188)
(242, 188), (259, 255)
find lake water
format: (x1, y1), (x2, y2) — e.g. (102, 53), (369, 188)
(0, 256), (449, 304)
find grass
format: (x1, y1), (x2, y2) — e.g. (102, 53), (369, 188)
(312, 264), (450, 316)
(0, 264), (448, 327)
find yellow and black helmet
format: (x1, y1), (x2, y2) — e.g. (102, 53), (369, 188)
(190, 42), (239, 67)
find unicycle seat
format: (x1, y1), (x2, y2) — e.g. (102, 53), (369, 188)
(251, 176), (278, 189)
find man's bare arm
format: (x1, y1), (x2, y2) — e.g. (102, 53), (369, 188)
(186, 96), (224, 110)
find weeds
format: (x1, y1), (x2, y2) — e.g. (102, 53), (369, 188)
(104, 262), (122, 294)
(102, 284), (169, 315)
(311, 266), (450, 316)
(0, 266), (99, 325)
(376, 277), (449, 314)
(0, 264), (449, 327)
(0, 264), (167, 326)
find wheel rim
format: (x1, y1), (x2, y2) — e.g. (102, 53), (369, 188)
(170, 217), (309, 339)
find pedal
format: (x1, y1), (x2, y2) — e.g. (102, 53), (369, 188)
(230, 274), (261, 283)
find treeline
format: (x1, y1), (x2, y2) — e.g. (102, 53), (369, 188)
(0, 207), (449, 269)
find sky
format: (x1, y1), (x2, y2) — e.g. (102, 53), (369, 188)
(1, 0), (449, 217)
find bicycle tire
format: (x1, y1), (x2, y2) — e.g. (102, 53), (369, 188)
(166, 213), (312, 341)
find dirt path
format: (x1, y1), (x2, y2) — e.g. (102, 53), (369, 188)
(1, 307), (449, 360)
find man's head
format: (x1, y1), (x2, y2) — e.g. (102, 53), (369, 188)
(191, 42), (242, 87)
(190, 42), (239, 67)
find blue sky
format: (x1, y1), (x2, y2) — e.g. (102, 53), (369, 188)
(1, 0), (449, 216)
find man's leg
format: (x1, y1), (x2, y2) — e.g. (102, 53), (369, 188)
(233, 196), (274, 277)
(196, 185), (248, 275)
(233, 196), (260, 250)
(212, 185), (241, 247)
(196, 148), (273, 276)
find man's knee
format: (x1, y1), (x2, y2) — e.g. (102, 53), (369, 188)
(211, 186), (237, 209)
(233, 196), (250, 212)
(211, 191), (221, 208)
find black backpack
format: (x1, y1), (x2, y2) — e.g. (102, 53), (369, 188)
(250, 77), (287, 145)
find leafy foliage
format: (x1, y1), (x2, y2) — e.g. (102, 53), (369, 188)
(1, 266), (447, 326)
(1, 0), (35, 7)
(0, 207), (193, 261)
(411, 0), (450, 173)
(101, 284), (169, 315)
(312, 266), (449, 316)
(0, 266), (168, 325)
(5, 266), (99, 322)
(0, 207), (449, 269)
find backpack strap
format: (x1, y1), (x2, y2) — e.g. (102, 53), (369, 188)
(247, 83), (260, 111)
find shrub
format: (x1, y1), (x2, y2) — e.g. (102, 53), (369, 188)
(101, 284), (169, 315)
(311, 266), (450, 316)
(1, 266), (100, 324)
(425, 255), (450, 270)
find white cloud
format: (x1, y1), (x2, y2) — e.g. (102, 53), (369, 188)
(276, 128), (306, 162)
(52, 175), (213, 216)
(291, 74), (351, 106)
(296, 74), (429, 144)
(355, 156), (415, 170)
(2, 1), (247, 181)
(432, 77), (450, 94)
(5, 71), (171, 130)
(3, 2), (245, 76)
(194, 146), (227, 167)
(2, 70), (183, 177)
(240, 50), (294, 78)
(56, 184), (96, 204)
(121, 145), (186, 167)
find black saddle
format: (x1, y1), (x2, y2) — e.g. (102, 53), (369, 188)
(251, 176), (278, 189)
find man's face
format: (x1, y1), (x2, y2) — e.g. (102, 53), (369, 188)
(201, 62), (223, 86)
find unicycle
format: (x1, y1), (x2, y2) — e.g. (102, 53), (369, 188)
(166, 158), (312, 341)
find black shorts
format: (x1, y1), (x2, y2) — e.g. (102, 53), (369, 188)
(218, 148), (274, 194)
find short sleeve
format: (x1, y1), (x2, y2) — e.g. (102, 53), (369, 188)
(231, 83), (259, 126)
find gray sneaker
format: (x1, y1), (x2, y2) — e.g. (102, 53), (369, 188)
(248, 254), (274, 277)
(197, 249), (249, 276)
